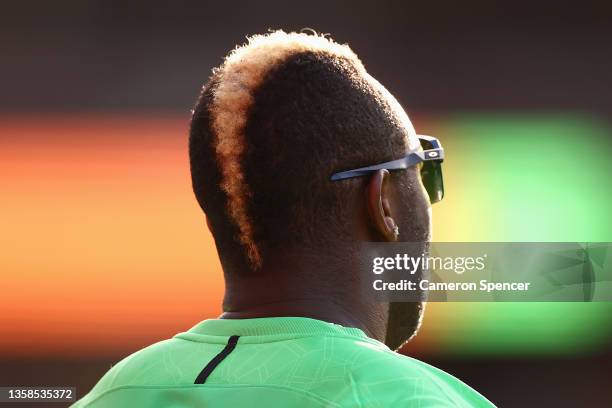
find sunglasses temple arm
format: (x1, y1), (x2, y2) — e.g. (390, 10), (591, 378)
(330, 154), (427, 181)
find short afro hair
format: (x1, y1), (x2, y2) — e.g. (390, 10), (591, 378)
(189, 30), (415, 272)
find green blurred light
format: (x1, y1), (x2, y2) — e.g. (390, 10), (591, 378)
(423, 114), (612, 356)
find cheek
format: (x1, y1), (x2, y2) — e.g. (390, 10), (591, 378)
(413, 175), (432, 240)
(422, 201), (432, 241)
(399, 184), (431, 241)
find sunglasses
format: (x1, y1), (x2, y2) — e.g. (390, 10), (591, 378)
(330, 135), (445, 204)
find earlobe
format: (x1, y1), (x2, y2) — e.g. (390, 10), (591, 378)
(366, 169), (399, 242)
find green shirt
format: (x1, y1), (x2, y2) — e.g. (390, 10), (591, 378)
(73, 317), (494, 407)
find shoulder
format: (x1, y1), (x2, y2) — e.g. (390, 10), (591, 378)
(103, 338), (197, 384)
(334, 338), (495, 407)
(73, 337), (203, 407)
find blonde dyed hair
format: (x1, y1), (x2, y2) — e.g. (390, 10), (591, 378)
(210, 30), (364, 268)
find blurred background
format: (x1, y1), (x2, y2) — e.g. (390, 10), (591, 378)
(1, 1), (612, 407)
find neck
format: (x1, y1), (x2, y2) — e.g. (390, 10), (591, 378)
(221, 298), (383, 338)
(220, 264), (387, 342)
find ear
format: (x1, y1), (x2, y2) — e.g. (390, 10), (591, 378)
(366, 169), (399, 242)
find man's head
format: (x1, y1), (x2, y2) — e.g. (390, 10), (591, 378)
(189, 31), (431, 349)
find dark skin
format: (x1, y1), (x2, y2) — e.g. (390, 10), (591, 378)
(219, 164), (431, 350)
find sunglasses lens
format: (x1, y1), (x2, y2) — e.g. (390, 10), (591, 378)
(421, 161), (444, 203)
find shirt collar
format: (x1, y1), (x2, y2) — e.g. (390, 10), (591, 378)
(183, 316), (380, 343)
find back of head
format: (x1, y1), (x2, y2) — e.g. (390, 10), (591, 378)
(189, 30), (416, 274)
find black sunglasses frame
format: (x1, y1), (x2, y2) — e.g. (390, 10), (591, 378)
(329, 135), (445, 204)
